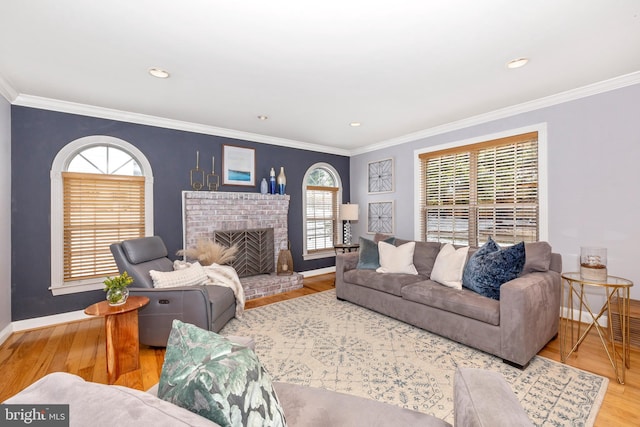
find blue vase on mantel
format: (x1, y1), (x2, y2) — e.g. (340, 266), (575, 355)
(269, 168), (276, 194)
(277, 167), (286, 195)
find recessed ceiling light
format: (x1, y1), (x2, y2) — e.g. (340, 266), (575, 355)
(350, 122), (362, 127)
(506, 58), (529, 69)
(257, 115), (269, 121)
(148, 67), (170, 78)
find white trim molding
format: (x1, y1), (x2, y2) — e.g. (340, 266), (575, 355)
(50, 136), (154, 296)
(354, 71), (640, 155)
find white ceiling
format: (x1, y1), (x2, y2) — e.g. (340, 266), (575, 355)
(1, 1), (639, 155)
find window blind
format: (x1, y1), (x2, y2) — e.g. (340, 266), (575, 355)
(305, 185), (338, 252)
(63, 172), (145, 281)
(419, 131), (538, 246)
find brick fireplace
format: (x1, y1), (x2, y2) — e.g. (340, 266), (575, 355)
(182, 191), (303, 299)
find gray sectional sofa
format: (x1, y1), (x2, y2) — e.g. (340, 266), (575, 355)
(336, 238), (562, 368)
(4, 368), (533, 426)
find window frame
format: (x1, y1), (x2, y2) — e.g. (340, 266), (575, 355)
(50, 136), (154, 296)
(302, 163), (343, 260)
(413, 124), (548, 244)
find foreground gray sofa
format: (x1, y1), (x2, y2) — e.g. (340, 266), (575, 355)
(4, 368), (533, 426)
(336, 238), (562, 368)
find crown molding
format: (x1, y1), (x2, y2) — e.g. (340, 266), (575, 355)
(7, 71), (639, 157)
(0, 74), (17, 103)
(11, 94), (351, 157)
(351, 71), (640, 156)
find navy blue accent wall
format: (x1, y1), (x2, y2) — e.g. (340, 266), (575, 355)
(11, 106), (349, 320)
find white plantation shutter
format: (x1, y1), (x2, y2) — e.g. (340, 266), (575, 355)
(305, 185), (339, 252)
(63, 172), (145, 281)
(420, 132), (538, 246)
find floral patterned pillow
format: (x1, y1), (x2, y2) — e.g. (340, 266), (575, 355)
(158, 320), (287, 427)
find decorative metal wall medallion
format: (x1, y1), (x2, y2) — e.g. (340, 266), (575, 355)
(367, 201), (394, 234)
(368, 158), (394, 193)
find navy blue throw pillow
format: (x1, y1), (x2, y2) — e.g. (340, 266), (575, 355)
(462, 238), (525, 300)
(356, 236), (395, 269)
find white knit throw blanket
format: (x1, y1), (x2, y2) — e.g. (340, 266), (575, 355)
(174, 260), (245, 318)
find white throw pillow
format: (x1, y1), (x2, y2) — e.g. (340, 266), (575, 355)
(376, 241), (418, 275)
(430, 244), (470, 290)
(150, 262), (208, 288)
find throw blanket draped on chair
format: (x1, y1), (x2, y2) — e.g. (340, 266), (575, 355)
(174, 260), (245, 317)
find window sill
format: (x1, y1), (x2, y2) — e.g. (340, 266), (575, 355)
(50, 279), (104, 296)
(303, 251), (335, 261)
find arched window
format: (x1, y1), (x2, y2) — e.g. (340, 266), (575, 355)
(50, 136), (153, 295)
(302, 163), (343, 259)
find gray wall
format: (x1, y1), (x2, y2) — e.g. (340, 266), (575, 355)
(351, 83), (640, 301)
(11, 106), (349, 321)
(0, 96), (10, 333)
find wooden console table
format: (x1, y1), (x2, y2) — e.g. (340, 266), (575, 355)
(85, 296), (149, 384)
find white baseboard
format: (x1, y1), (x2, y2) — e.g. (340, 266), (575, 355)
(11, 310), (90, 333)
(300, 266), (335, 277)
(560, 306), (607, 327)
(3, 268), (336, 337)
(0, 323), (12, 346)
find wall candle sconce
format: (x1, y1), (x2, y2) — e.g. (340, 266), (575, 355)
(190, 150), (205, 190)
(207, 156), (220, 191)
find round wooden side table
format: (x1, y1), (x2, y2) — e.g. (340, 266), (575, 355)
(85, 296), (149, 384)
(560, 272), (633, 384)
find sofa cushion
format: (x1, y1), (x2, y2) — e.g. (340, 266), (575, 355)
(158, 320), (286, 427)
(356, 236), (395, 270)
(344, 269), (426, 296)
(462, 238), (525, 300)
(395, 239), (442, 277)
(430, 244), (469, 290)
(402, 281), (500, 325)
(273, 382), (451, 427)
(522, 241), (552, 274)
(376, 241), (418, 274)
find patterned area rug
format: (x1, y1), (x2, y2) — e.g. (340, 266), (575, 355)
(221, 290), (607, 426)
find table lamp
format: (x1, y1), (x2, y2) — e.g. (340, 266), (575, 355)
(340, 203), (359, 245)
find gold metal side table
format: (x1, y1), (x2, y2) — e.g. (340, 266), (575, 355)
(560, 272), (633, 384)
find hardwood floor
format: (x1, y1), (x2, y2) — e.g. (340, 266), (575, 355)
(1, 273), (638, 426)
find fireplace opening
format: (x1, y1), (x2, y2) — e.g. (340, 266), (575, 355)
(213, 228), (274, 278)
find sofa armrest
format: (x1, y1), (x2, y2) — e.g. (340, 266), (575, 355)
(454, 368), (533, 427)
(335, 252), (359, 299)
(499, 270), (561, 367)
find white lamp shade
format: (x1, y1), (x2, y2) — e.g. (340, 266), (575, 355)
(340, 204), (359, 221)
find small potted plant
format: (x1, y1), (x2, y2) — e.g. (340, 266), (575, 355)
(103, 271), (133, 306)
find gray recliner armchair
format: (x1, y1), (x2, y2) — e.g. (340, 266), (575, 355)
(110, 236), (236, 347)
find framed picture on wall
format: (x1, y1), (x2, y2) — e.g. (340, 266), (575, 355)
(368, 157), (394, 194)
(222, 145), (256, 186)
(367, 201), (395, 234)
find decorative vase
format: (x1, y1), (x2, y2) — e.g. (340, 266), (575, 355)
(580, 247), (607, 281)
(277, 167), (286, 195)
(260, 178), (268, 194)
(269, 168), (276, 194)
(106, 287), (129, 306)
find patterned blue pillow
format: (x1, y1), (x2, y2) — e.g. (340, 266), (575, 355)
(158, 320), (287, 427)
(462, 238), (525, 300)
(356, 236), (395, 269)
